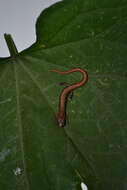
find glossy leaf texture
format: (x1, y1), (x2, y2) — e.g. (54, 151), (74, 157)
(0, 0), (127, 189)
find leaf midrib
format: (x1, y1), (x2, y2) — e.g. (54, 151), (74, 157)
(13, 60), (30, 190)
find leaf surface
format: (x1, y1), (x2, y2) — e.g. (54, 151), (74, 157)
(0, 0), (127, 189)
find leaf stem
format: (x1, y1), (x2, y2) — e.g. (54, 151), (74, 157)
(4, 33), (18, 57)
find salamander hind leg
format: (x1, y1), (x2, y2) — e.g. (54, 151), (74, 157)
(59, 82), (74, 101)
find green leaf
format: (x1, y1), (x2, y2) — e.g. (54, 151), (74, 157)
(0, 0), (127, 189)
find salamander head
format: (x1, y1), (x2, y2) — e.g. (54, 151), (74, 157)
(57, 117), (66, 127)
